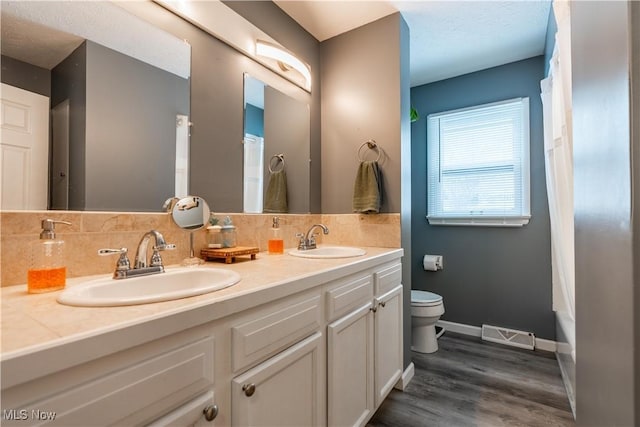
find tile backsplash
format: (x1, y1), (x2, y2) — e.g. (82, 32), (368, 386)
(1, 211), (400, 286)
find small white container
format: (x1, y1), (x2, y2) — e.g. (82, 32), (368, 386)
(206, 225), (223, 248)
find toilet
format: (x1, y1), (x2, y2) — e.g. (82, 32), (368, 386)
(411, 290), (445, 353)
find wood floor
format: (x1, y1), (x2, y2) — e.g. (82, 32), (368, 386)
(368, 332), (575, 427)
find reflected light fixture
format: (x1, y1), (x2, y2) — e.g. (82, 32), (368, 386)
(256, 40), (311, 92)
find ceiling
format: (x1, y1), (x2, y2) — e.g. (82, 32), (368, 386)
(1, 1), (190, 78)
(273, 0), (552, 87)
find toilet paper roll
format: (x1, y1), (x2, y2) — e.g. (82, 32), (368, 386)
(423, 255), (442, 271)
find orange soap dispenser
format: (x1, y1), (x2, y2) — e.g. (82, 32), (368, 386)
(268, 217), (284, 254)
(28, 219), (71, 294)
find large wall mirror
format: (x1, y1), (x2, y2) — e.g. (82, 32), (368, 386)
(0, 1), (190, 212)
(243, 74), (310, 214)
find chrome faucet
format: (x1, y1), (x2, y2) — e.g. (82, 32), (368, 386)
(296, 224), (329, 250)
(99, 230), (175, 279)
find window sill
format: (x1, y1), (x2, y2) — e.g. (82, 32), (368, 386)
(426, 216), (530, 227)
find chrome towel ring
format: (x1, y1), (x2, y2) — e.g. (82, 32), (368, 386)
(357, 139), (381, 162)
(269, 154), (285, 173)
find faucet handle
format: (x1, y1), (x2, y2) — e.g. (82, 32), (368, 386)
(155, 243), (176, 251)
(149, 243), (175, 268)
(98, 248), (131, 273)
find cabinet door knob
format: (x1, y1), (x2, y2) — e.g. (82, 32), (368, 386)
(203, 404), (219, 422)
(379, 300), (386, 308)
(242, 383), (256, 397)
(370, 306), (377, 313)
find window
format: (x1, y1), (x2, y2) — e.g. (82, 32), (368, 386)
(427, 98), (530, 226)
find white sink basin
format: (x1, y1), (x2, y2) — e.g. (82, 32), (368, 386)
(288, 245), (366, 259)
(57, 267), (241, 307)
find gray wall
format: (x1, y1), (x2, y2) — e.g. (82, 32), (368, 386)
(51, 40), (189, 212)
(572, 1), (638, 424)
(52, 43), (87, 211)
(320, 14), (404, 214)
(244, 104), (264, 137)
(224, 1), (321, 214)
(410, 57), (554, 340)
(543, 7), (557, 77)
(634, 3), (640, 420)
(143, 1), (320, 213)
(84, 41), (188, 212)
(398, 17), (412, 370)
(264, 86), (310, 213)
(1, 55), (51, 97)
(320, 12), (411, 367)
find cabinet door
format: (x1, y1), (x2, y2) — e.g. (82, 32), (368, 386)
(327, 303), (374, 427)
(374, 285), (403, 407)
(231, 332), (323, 427)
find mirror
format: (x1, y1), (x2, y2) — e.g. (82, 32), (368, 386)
(243, 74), (310, 213)
(172, 196), (210, 230)
(0, 1), (190, 212)
(171, 196), (210, 266)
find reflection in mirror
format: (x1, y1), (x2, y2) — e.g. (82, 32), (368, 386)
(171, 196), (210, 266)
(0, 1), (190, 212)
(243, 74), (310, 213)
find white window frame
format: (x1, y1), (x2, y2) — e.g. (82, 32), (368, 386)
(427, 97), (531, 227)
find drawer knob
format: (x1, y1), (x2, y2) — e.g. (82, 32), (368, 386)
(203, 404), (219, 422)
(242, 383), (256, 397)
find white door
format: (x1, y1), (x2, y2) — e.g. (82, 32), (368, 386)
(327, 303), (374, 427)
(231, 332), (323, 427)
(374, 285), (403, 407)
(0, 83), (50, 210)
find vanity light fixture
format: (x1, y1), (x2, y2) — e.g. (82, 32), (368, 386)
(256, 40), (311, 92)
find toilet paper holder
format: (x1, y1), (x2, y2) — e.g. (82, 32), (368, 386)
(423, 255), (443, 271)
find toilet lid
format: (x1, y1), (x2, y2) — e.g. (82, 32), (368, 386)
(411, 290), (443, 306)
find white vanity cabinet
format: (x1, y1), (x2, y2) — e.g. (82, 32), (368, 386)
(373, 284), (403, 406)
(326, 262), (404, 427)
(229, 291), (325, 427)
(1, 327), (217, 427)
(231, 332), (323, 426)
(1, 249), (404, 427)
(372, 262), (404, 407)
(326, 274), (375, 427)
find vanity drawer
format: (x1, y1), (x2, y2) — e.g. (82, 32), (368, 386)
(1, 334), (214, 427)
(231, 294), (322, 373)
(325, 274), (373, 323)
(374, 262), (402, 296)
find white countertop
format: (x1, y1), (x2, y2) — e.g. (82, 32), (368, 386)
(1, 247), (403, 367)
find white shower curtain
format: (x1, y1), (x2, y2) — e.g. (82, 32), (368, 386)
(540, 0), (574, 321)
(243, 134), (265, 213)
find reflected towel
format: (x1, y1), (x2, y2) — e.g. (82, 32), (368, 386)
(352, 160), (382, 213)
(264, 169), (288, 213)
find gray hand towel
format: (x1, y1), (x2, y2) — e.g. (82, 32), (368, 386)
(264, 169), (288, 213)
(352, 160), (382, 213)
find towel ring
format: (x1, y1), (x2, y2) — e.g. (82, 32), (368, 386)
(357, 139), (381, 162)
(269, 154), (285, 173)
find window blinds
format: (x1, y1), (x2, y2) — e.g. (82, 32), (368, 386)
(427, 98), (530, 226)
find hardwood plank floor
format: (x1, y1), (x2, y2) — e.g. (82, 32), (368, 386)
(368, 332), (575, 427)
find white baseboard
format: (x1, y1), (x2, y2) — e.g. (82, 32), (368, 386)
(436, 320), (557, 352)
(394, 362), (415, 390)
(437, 320), (481, 337)
(535, 338), (557, 352)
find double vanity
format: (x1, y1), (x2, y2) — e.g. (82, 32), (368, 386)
(1, 246), (403, 426)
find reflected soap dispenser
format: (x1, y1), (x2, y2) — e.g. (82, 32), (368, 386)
(28, 219), (71, 294)
(268, 217), (284, 254)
